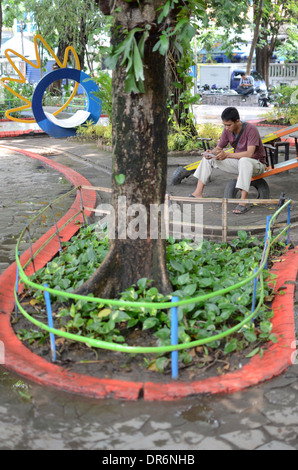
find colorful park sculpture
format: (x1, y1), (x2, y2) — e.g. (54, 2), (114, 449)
(0, 34), (102, 138)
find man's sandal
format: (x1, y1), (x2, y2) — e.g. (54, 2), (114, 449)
(233, 204), (250, 215)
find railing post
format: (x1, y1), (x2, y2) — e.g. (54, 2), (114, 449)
(251, 268), (258, 319)
(171, 296), (179, 380)
(222, 198), (228, 243)
(287, 203), (291, 245)
(78, 187), (87, 226)
(264, 216), (271, 269)
(164, 194), (169, 240)
(43, 284), (57, 362)
(49, 203), (63, 252)
(26, 223), (36, 274)
(15, 256), (20, 316)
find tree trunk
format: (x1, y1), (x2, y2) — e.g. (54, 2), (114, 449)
(255, 9), (281, 88)
(256, 39), (272, 87)
(75, 1), (172, 298)
(256, 42), (278, 88)
(78, 17), (88, 71)
(246, 0), (264, 75)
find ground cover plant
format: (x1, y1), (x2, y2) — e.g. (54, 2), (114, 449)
(15, 224), (284, 380)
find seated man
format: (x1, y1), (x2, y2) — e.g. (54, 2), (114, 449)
(190, 107), (267, 214)
(237, 72), (255, 95)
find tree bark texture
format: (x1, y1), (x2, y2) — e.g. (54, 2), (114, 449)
(256, 26), (278, 87)
(76, 0), (173, 298)
(256, 45), (271, 86)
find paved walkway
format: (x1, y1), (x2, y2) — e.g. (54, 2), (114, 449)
(0, 112), (298, 450)
(3, 123), (298, 244)
(193, 104), (270, 125)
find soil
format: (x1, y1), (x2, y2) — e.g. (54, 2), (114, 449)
(13, 295), (267, 384)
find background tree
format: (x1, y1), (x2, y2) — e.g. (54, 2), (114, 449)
(1, 0), (40, 68)
(255, 0), (298, 85)
(32, 0), (106, 72)
(246, 0), (264, 75)
(2, 0), (34, 50)
(197, 0), (298, 85)
(275, 25), (298, 63)
(199, 0), (250, 61)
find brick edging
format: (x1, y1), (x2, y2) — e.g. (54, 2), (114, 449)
(0, 146), (296, 401)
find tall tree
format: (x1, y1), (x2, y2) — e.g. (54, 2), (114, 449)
(255, 0), (298, 86)
(246, 0), (264, 75)
(76, 0), (200, 299)
(275, 24), (298, 63)
(199, 0), (250, 59)
(32, 0), (105, 71)
(197, 0), (298, 86)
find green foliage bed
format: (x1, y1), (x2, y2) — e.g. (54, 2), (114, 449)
(16, 224), (282, 374)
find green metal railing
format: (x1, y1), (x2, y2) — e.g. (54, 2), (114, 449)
(14, 187), (292, 356)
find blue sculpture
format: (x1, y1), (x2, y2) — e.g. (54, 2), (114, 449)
(32, 68), (102, 138)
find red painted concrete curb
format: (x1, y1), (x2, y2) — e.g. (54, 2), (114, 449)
(0, 146), (143, 400)
(0, 129), (45, 138)
(252, 120), (287, 128)
(0, 146), (297, 401)
(145, 249), (297, 400)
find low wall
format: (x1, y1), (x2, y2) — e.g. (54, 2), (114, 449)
(201, 93), (259, 107)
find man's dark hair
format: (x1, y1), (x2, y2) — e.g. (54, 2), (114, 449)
(240, 72), (246, 76)
(221, 107), (240, 122)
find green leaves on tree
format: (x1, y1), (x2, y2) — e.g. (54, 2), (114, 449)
(105, 27), (150, 94)
(115, 173), (126, 185)
(105, 1), (199, 94)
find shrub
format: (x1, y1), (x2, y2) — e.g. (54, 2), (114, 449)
(265, 85), (298, 125)
(168, 122), (222, 152)
(76, 121), (112, 145)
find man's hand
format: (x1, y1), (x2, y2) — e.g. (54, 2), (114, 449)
(215, 150), (227, 161)
(201, 147), (224, 160)
(201, 150), (216, 159)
